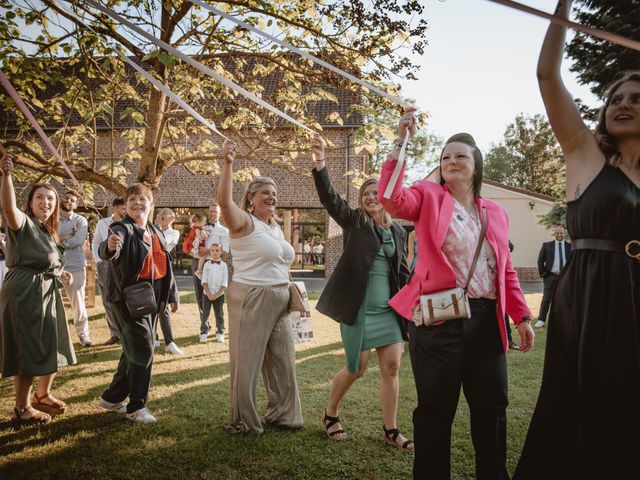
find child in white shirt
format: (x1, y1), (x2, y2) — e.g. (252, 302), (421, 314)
(201, 243), (228, 343)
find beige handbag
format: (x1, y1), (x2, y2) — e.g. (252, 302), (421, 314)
(288, 281), (309, 314)
(414, 208), (487, 327)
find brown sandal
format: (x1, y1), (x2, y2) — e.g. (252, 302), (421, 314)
(32, 392), (67, 416)
(383, 425), (414, 451)
(10, 407), (51, 429)
(323, 410), (348, 440)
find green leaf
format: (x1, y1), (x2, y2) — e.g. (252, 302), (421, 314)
(157, 53), (175, 69)
(131, 111), (145, 123)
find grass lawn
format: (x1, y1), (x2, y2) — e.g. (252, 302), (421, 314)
(0, 292), (546, 479)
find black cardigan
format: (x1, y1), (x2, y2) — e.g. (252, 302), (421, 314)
(313, 167), (409, 339)
(99, 216), (178, 311)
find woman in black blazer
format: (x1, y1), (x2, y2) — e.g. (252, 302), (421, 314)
(311, 135), (412, 450)
(98, 183), (178, 424)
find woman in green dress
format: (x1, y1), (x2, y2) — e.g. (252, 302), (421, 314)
(0, 153), (76, 428)
(311, 135), (413, 450)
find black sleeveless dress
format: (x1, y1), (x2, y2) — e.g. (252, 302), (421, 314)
(514, 164), (640, 479)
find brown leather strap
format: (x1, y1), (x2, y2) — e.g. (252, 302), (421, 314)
(464, 207), (487, 291)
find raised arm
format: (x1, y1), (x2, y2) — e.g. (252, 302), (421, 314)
(378, 109), (423, 221)
(217, 140), (252, 237)
(310, 133), (357, 228)
(537, 1), (603, 180)
(0, 153), (26, 231)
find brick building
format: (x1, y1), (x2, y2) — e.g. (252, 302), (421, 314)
(0, 54), (367, 277)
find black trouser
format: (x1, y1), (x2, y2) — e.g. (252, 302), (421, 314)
(201, 294), (225, 334)
(408, 299), (509, 480)
(191, 258), (211, 335)
(538, 274), (559, 323)
(102, 281), (163, 413)
(156, 306), (174, 345)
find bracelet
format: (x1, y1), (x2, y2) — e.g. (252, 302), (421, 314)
(315, 158), (325, 162)
(394, 139), (411, 149)
(519, 316), (532, 325)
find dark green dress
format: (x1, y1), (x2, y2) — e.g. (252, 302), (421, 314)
(0, 215), (76, 377)
(340, 228), (403, 373)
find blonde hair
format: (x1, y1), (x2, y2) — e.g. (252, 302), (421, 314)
(357, 177), (391, 228)
(239, 176), (279, 226)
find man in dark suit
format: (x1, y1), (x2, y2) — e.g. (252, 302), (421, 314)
(535, 226), (571, 327)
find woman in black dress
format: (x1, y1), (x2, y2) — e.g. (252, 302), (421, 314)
(514, 2), (640, 478)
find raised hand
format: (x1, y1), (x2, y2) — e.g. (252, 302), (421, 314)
(311, 133), (326, 163)
(0, 152), (14, 175)
(397, 107), (417, 141)
(222, 140), (236, 164)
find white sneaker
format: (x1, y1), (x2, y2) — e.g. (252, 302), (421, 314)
(534, 320), (545, 328)
(199, 334), (208, 343)
(154, 340), (161, 348)
(165, 342), (184, 356)
(216, 333), (225, 344)
(98, 397), (127, 414)
(126, 407), (156, 424)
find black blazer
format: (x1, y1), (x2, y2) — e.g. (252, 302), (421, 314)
(537, 240), (571, 277)
(99, 216), (178, 310)
(313, 167), (409, 339)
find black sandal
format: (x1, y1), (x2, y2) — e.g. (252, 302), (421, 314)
(383, 425), (414, 451)
(323, 409), (347, 440)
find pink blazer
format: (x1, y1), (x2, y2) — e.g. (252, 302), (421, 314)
(378, 156), (532, 353)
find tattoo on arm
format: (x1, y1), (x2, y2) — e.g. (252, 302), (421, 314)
(574, 184), (581, 200)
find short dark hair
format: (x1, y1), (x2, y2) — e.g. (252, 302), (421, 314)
(112, 197), (125, 207)
(63, 190), (79, 199)
(438, 132), (483, 196)
(124, 183), (153, 202)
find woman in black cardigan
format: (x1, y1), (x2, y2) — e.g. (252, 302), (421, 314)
(311, 135), (413, 450)
(98, 183), (178, 424)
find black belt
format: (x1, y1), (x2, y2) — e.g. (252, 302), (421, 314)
(572, 239), (640, 260)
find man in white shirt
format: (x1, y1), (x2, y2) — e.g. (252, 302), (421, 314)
(59, 191), (91, 346)
(92, 198), (126, 345)
(535, 226), (572, 328)
(155, 208), (183, 355)
(194, 202), (230, 343)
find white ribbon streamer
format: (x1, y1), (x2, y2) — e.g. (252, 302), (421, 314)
(382, 130), (410, 199)
(188, 0), (412, 110)
(57, 3), (230, 141)
(80, 0), (315, 133)
(0, 67), (115, 230)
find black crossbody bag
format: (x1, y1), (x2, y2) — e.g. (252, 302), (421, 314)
(123, 227), (157, 318)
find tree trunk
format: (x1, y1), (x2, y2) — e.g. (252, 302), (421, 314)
(137, 87), (167, 190)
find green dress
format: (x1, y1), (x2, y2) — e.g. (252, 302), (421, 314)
(0, 215), (76, 377)
(340, 228), (403, 373)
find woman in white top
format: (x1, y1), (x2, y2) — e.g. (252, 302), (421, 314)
(217, 140), (303, 435)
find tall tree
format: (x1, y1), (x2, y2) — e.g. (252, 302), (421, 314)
(0, 0), (428, 195)
(484, 113), (565, 198)
(568, 1), (640, 105)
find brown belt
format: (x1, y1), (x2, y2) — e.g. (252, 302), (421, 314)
(572, 239), (640, 260)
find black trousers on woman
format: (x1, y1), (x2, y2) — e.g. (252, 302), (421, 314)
(102, 281), (163, 413)
(408, 299), (509, 480)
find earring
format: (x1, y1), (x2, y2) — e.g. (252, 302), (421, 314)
(248, 203), (254, 213)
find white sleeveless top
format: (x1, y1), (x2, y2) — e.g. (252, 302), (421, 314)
(230, 215), (295, 286)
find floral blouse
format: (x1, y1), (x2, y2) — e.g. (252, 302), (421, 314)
(441, 199), (497, 299)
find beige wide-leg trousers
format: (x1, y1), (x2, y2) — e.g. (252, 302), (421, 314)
(226, 281), (303, 434)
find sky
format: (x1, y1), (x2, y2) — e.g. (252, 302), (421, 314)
(397, 0), (599, 151)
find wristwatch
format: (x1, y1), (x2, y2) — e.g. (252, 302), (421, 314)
(519, 316), (532, 325)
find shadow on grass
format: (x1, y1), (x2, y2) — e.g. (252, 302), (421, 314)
(0, 336), (420, 479)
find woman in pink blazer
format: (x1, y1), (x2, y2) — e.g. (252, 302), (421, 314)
(378, 115), (535, 480)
